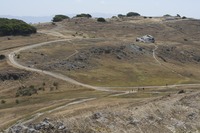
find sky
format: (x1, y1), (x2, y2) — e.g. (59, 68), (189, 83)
(0, 0), (200, 18)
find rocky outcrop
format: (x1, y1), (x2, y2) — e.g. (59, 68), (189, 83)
(136, 35), (155, 43)
(0, 72), (29, 81)
(8, 118), (68, 133)
(42, 44), (149, 71)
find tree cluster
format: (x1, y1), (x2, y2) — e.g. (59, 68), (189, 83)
(0, 18), (37, 36)
(118, 12), (141, 18)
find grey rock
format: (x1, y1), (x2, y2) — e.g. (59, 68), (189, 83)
(92, 112), (103, 119)
(129, 119), (140, 126)
(0, 72), (29, 81)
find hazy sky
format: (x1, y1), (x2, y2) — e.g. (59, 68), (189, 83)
(1, 0), (199, 18)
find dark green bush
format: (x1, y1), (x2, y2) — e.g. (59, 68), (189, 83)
(0, 18), (37, 36)
(126, 12), (140, 17)
(118, 14), (125, 18)
(76, 13), (92, 18)
(52, 15), (69, 22)
(163, 14), (171, 17)
(1, 100), (6, 104)
(97, 17), (106, 22)
(182, 16), (187, 19)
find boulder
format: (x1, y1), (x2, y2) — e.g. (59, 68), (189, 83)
(136, 35), (155, 43)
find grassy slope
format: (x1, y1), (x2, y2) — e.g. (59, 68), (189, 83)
(66, 57), (187, 87)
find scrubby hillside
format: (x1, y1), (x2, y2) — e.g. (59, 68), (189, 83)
(1, 15), (200, 133)
(9, 91), (200, 133)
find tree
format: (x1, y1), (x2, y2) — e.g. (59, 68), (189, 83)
(52, 15), (69, 22)
(97, 17), (106, 22)
(126, 12), (140, 17)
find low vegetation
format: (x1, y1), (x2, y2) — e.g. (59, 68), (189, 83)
(97, 17), (106, 22)
(76, 13), (92, 18)
(0, 18), (36, 36)
(52, 15), (69, 22)
(15, 85), (38, 97)
(117, 14), (126, 18)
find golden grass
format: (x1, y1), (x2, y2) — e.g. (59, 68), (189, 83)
(66, 57), (187, 87)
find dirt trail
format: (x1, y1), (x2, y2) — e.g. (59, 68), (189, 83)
(152, 44), (162, 65)
(6, 98), (96, 132)
(153, 43), (186, 78)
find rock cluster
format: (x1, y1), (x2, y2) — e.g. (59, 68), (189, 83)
(0, 72), (28, 81)
(42, 44), (148, 71)
(136, 35), (155, 43)
(157, 45), (200, 64)
(9, 118), (68, 133)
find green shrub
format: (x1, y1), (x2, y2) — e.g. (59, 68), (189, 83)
(52, 15), (69, 22)
(97, 17), (106, 22)
(53, 82), (59, 89)
(1, 100), (6, 104)
(76, 13), (92, 18)
(126, 12), (140, 17)
(0, 18), (36, 36)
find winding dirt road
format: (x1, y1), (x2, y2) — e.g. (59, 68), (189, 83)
(8, 39), (124, 92)
(7, 35), (200, 92)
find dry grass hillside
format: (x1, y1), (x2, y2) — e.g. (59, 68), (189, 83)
(0, 16), (200, 133)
